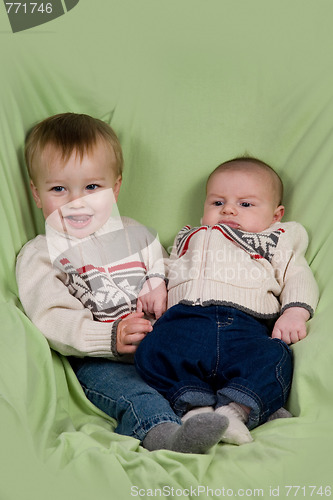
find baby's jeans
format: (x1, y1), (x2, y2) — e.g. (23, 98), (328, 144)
(69, 357), (181, 442)
(135, 304), (293, 429)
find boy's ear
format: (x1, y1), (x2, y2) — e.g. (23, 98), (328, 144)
(113, 176), (122, 201)
(273, 205), (285, 223)
(30, 180), (42, 208)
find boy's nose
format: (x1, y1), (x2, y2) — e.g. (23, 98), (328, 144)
(67, 194), (86, 209)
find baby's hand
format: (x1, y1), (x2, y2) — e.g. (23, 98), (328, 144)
(116, 312), (153, 354)
(137, 277), (167, 320)
(272, 307), (310, 344)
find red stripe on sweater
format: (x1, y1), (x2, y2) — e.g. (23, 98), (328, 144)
(179, 226), (208, 257)
(76, 261), (147, 275)
(101, 312), (131, 323)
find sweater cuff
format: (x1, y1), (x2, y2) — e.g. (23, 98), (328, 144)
(280, 302), (314, 318)
(143, 272), (167, 282)
(110, 318), (135, 363)
(111, 319), (122, 358)
(139, 273), (168, 290)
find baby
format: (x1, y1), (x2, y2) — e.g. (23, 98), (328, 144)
(135, 157), (319, 445)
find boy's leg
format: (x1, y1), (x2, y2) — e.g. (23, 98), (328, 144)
(69, 357), (228, 453)
(135, 304), (220, 416)
(69, 357), (180, 441)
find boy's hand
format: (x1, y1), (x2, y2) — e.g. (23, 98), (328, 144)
(116, 312), (153, 354)
(272, 307), (310, 344)
(137, 277), (167, 320)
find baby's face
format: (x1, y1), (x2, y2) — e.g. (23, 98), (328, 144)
(202, 166), (284, 232)
(30, 140), (122, 238)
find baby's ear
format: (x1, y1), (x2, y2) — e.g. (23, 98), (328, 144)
(273, 205), (285, 222)
(30, 180), (42, 209)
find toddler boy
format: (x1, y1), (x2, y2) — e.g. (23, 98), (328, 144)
(16, 113), (228, 453)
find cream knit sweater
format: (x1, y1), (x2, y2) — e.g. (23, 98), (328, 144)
(166, 221), (319, 319)
(16, 216), (165, 358)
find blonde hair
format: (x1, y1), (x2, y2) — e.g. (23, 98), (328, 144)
(25, 113), (123, 181)
(207, 157), (284, 206)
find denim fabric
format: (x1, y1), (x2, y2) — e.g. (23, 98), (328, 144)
(69, 358), (181, 442)
(135, 304), (293, 429)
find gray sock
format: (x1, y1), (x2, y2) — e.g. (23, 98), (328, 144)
(267, 407), (293, 421)
(142, 413), (229, 454)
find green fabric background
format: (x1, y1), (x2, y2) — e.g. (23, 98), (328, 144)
(0, 1), (332, 499)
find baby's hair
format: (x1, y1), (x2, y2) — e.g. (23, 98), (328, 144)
(25, 113), (123, 181)
(207, 156), (284, 206)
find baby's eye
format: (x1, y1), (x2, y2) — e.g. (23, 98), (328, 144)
(213, 201), (224, 206)
(86, 184), (99, 191)
(240, 202), (252, 207)
(51, 186), (65, 192)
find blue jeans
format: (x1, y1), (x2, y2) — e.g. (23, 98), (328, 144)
(69, 357), (181, 442)
(135, 304), (293, 429)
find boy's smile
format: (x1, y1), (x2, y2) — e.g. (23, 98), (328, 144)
(60, 207), (96, 232)
(30, 140), (122, 238)
(62, 213), (94, 229)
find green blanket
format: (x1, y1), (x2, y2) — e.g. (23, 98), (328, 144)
(1, 1), (332, 498)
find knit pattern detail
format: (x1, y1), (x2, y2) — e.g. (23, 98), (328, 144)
(48, 218), (166, 325)
(214, 225), (285, 262)
(60, 258), (146, 323)
(176, 224), (285, 262)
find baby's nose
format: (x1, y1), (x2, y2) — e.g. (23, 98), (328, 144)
(222, 202), (237, 214)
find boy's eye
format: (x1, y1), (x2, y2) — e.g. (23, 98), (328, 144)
(240, 202), (252, 207)
(51, 186), (65, 192)
(86, 184), (99, 191)
(213, 201), (224, 206)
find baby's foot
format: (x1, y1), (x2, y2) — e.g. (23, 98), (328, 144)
(215, 402), (253, 445)
(267, 407), (292, 420)
(181, 406), (214, 422)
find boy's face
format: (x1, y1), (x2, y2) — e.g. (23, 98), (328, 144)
(30, 139), (122, 238)
(202, 165), (284, 232)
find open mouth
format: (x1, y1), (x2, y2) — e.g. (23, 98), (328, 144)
(63, 214), (93, 229)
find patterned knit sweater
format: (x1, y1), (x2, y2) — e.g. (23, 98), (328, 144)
(166, 221), (319, 319)
(16, 216), (166, 359)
